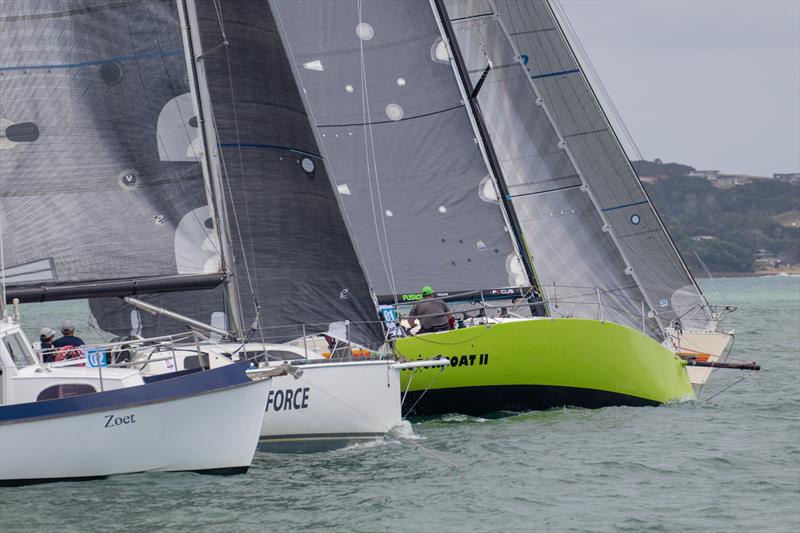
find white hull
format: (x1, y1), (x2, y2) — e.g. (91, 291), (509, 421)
(0, 376), (270, 484)
(256, 360), (402, 453)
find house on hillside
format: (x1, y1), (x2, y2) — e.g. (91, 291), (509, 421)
(688, 170), (720, 180)
(711, 174), (771, 189)
(774, 172), (800, 184)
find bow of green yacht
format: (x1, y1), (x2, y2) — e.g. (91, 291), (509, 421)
(395, 318), (694, 416)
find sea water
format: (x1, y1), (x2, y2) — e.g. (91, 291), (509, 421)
(1, 276), (798, 532)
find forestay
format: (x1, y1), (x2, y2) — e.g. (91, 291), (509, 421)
(442, 0), (659, 336)
(490, 0), (713, 332)
(90, 0), (383, 347)
(0, 0), (222, 302)
(271, 0), (527, 298)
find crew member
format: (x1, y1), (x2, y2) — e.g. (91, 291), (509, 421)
(54, 321), (85, 348)
(407, 286), (452, 334)
(39, 327), (57, 363)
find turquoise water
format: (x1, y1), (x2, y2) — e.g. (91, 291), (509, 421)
(2, 276), (799, 532)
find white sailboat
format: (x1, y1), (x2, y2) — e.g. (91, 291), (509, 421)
(125, 298), (445, 452)
(0, 306), (271, 486)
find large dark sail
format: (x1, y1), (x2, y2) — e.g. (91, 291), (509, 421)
(0, 0), (221, 303)
(271, 0), (528, 298)
(489, 0), (712, 333)
(440, 0), (658, 335)
(90, 0), (384, 347)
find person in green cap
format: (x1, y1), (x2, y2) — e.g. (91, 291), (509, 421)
(407, 286), (452, 334)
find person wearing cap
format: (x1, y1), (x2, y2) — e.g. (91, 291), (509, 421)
(407, 286), (452, 334)
(39, 327), (57, 363)
(53, 321), (85, 349)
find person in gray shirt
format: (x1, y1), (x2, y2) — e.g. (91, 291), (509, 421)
(408, 286), (452, 334)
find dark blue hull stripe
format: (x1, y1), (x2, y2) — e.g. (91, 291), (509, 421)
(0, 362), (252, 424)
(0, 466), (249, 487)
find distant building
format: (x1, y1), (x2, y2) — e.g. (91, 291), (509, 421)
(688, 170), (720, 180)
(711, 173), (771, 189)
(774, 172), (800, 184)
(755, 248), (782, 267)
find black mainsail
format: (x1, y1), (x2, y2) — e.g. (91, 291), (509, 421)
(90, 0), (384, 347)
(487, 0), (713, 333)
(0, 0), (222, 303)
(271, 0), (533, 300)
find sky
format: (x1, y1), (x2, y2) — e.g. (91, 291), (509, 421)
(556, 0), (800, 176)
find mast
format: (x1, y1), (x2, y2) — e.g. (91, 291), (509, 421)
(429, 0), (546, 315)
(176, 0), (245, 336)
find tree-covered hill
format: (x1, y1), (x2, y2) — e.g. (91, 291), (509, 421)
(632, 160), (800, 274)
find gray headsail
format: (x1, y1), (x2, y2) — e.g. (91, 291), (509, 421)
(486, 0), (713, 333)
(0, 0), (223, 304)
(439, 0), (658, 335)
(90, 0), (384, 347)
(271, 0), (530, 300)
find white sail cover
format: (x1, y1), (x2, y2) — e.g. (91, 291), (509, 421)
(0, 1), (220, 299)
(447, 0), (713, 333)
(271, 0), (527, 298)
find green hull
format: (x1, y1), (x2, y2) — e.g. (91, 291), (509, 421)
(395, 318), (694, 416)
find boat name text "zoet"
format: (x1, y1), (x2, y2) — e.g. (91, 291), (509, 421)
(266, 387), (310, 412)
(104, 414), (135, 428)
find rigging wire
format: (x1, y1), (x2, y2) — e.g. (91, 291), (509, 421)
(551, 0), (644, 162)
(196, 0), (263, 341)
(357, 0), (400, 302)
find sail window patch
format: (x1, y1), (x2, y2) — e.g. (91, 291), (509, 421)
(431, 38), (450, 63)
(337, 184), (352, 195)
(478, 175), (499, 203)
(385, 103), (404, 121)
(3, 121), (39, 143)
(356, 22), (375, 40)
(99, 61), (124, 85)
(302, 59), (324, 71)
